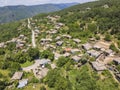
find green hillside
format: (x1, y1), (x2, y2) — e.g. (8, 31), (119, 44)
(0, 0), (120, 90)
(0, 3), (77, 23)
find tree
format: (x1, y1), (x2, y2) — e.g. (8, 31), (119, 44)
(65, 62), (72, 71)
(29, 77), (39, 83)
(40, 50), (54, 61)
(0, 73), (3, 78)
(95, 35), (100, 40)
(55, 77), (72, 90)
(109, 43), (118, 53)
(10, 62), (21, 71)
(0, 49), (5, 55)
(40, 86), (46, 90)
(14, 52), (31, 63)
(81, 58), (87, 64)
(44, 69), (61, 88)
(6, 42), (16, 51)
(1, 61), (10, 69)
(57, 56), (69, 67)
(0, 80), (6, 90)
(27, 48), (40, 60)
(104, 34), (112, 41)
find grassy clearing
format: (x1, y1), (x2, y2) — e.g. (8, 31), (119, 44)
(0, 69), (10, 77)
(22, 83), (41, 90)
(0, 69), (10, 80)
(21, 61), (34, 68)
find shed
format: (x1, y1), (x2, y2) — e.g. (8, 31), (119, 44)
(39, 59), (51, 66)
(91, 61), (106, 71)
(82, 43), (92, 50)
(62, 35), (72, 39)
(12, 72), (23, 80)
(41, 38), (52, 43)
(71, 49), (80, 54)
(72, 56), (81, 62)
(17, 79), (28, 88)
(19, 35), (25, 39)
(104, 49), (113, 56)
(73, 39), (81, 43)
(57, 23), (64, 27)
(64, 48), (71, 52)
(54, 53), (62, 60)
(93, 41), (111, 50)
(115, 74), (120, 82)
(55, 36), (61, 41)
(87, 50), (101, 58)
(0, 42), (5, 48)
(63, 53), (70, 57)
(56, 41), (63, 46)
(113, 58), (120, 65)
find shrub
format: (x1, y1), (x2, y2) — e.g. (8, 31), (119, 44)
(40, 86), (46, 90)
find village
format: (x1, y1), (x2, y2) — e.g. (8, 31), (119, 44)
(0, 14), (120, 89)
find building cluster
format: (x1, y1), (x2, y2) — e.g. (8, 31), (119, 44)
(0, 34), (29, 50)
(7, 14), (120, 89)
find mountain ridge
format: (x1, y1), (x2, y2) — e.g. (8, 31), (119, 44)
(0, 3), (78, 23)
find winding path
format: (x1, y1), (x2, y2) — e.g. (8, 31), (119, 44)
(32, 30), (36, 48)
(28, 18), (36, 48)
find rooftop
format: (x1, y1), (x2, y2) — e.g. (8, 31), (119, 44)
(87, 50), (101, 58)
(94, 41), (111, 50)
(17, 79), (28, 88)
(91, 61), (106, 71)
(82, 43), (92, 50)
(12, 72), (23, 80)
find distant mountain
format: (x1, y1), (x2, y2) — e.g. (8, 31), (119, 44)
(0, 3), (78, 23)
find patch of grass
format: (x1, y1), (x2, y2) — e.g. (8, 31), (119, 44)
(0, 69), (10, 80)
(21, 61), (34, 68)
(0, 69), (10, 76)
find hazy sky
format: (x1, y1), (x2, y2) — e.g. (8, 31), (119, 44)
(0, 0), (95, 7)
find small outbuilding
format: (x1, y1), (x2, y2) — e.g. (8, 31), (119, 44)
(91, 61), (106, 71)
(12, 72), (23, 80)
(17, 79), (28, 88)
(56, 41), (63, 46)
(54, 53), (62, 60)
(82, 43), (92, 50)
(73, 39), (81, 43)
(87, 50), (101, 58)
(113, 58), (120, 65)
(72, 56), (81, 62)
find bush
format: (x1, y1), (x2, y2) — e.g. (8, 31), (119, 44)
(1, 61), (10, 70)
(29, 77), (39, 83)
(57, 57), (69, 67)
(104, 34), (112, 41)
(10, 62), (21, 70)
(0, 49), (5, 55)
(14, 80), (19, 87)
(95, 35), (100, 40)
(40, 50), (54, 61)
(116, 65), (120, 72)
(8, 70), (15, 77)
(40, 86), (46, 90)
(44, 69), (61, 88)
(27, 48), (40, 60)
(81, 58), (87, 64)
(0, 73), (3, 78)
(45, 64), (51, 69)
(109, 43), (119, 53)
